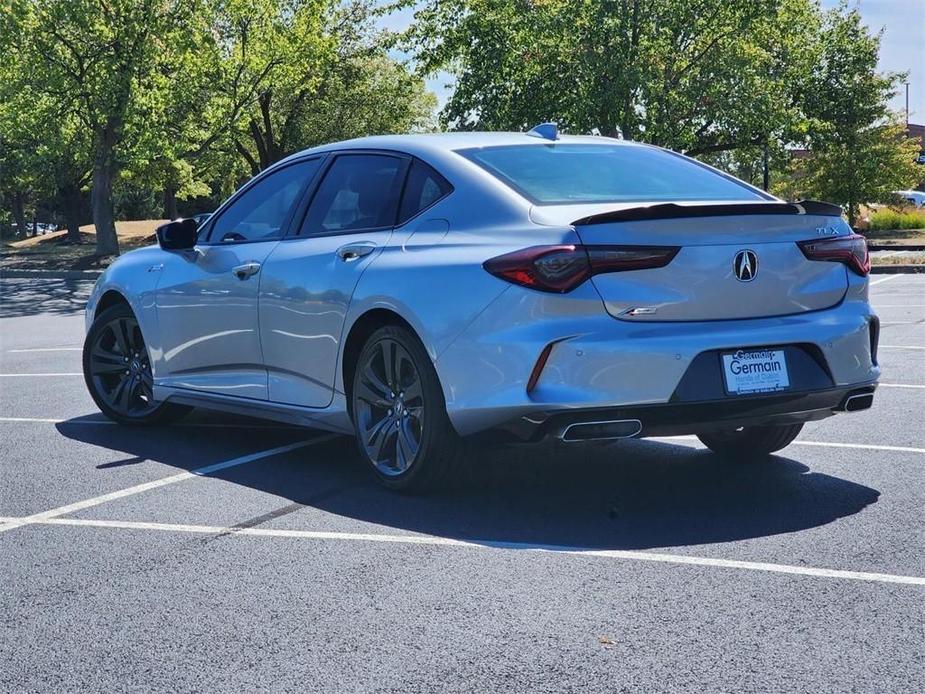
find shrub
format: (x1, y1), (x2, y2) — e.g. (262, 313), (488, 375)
(868, 208), (925, 231)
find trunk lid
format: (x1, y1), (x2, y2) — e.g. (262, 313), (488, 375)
(536, 202), (851, 322)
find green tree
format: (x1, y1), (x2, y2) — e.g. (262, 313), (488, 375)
(4, 0), (211, 255)
(779, 118), (921, 225)
(781, 5), (920, 224)
(217, 0), (435, 176)
(404, 0), (815, 154)
(0, 6), (38, 240)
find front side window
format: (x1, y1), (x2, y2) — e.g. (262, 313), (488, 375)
(301, 154), (405, 234)
(209, 159), (321, 242)
(397, 160), (453, 224)
(460, 144), (766, 205)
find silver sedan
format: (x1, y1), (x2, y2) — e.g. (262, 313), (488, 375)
(82, 128), (880, 491)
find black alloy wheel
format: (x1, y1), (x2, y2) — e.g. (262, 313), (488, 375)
(83, 303), (189, 425)
(355, 336), (425, 477)
(351, 325), (461, 491)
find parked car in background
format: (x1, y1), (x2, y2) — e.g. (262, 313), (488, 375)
(892, 190), (925, 208)
(191, 212), (212, 227)
(82, 127), (880, 492)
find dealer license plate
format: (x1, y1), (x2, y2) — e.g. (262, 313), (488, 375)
(721, 348), (790, 395)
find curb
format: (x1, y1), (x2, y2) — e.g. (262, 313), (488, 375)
(870, 265), (925, 274)
(0, 269), (103, 280)
(868, 244), (925, 252)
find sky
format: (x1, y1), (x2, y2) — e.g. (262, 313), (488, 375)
(381, 0), (925, 123)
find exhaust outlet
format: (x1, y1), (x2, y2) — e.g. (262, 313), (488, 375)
(561, 419), (643, 442)
(843, 393), (874, 412)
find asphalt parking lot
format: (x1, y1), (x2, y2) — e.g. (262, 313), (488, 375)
(1, 275), (923, 692)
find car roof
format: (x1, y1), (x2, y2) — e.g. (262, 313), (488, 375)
(277, 132), (649, 166)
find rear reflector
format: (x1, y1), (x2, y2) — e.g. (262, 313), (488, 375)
(484, 244), (679, 293)
(797, 234), (870, 276)
(526, 341), (557, 393)
(869, 316), (880, 366)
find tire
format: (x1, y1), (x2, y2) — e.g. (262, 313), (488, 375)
(83, 303), (191, 425)
(697, 423), (803, 459)
(350, 325), (462, 492)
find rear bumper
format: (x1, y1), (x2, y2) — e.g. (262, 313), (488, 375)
(436, 282), (880, 436)
(492, 382), (877, 442)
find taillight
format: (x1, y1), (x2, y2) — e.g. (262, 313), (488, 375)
(483, 245), (679, 293)
(797, 234), (870, 276)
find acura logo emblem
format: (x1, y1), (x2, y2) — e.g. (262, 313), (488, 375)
(733, 250), (758, 282)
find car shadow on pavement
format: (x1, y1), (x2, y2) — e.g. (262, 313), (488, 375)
(57, 418), (880, 551)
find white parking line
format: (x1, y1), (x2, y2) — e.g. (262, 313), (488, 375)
(879, 345), (925, 350)
(792, 440), (925, 454)
(869, 275), (903, 286)
(655, 436), (925, 456)
(0, 373), (82, 377)
(878, 383), (925, 389)
(0, 515), (920, 587)
(0, 417), (110, 423)
(0, 437), (334, 535)
(6, 347), (82, 353)
(0, 416), (308, 429)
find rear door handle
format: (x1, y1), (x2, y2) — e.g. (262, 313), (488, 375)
(336, 242), (377, 262)
(232, 262), (261, 280)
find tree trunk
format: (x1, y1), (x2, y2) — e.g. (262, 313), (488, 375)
(11, 191), (27, 239)
(163, 184), (178, 220)
(31, 213), (38, 237)
(61, 183), (83, 243)
(91, 124), (120, 257)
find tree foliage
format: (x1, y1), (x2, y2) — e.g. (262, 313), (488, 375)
(220, 0), (434, 176)
(0, 0), (434, 253)
(2, 0), (214, 254)
(0, 0), (917, 249)
(778, 6), (921, 223)
(405, 0), (921, 218)
(405, 0), (818, 153)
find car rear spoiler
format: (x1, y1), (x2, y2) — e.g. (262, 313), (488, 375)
(571, 200), (844, 226)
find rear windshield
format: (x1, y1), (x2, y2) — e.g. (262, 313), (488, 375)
(460, 144), (765, 205)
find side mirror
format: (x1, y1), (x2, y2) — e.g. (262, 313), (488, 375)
(156, 218), (199, 251)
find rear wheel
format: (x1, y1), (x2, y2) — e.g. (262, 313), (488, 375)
(83, 303), (191, 425)
(350, 325), (461, 492)
(697, 423), (803, 459)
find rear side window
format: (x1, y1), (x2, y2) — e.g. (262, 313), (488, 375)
(398, 160), (452, 224)
(460, 144), (765, 205)
(302, 154), (404, 234)
(208, 159), (321, 242)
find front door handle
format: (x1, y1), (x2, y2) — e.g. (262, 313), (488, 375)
(232, 262), (261, 280)
(336, 242), (377, 262)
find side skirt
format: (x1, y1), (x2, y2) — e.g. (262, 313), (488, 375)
(154, 385), (354, 435)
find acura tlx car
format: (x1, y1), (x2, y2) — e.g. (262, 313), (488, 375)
(82, 126), (880, 491)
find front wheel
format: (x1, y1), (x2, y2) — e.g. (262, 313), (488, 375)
(350, 325), (462, 492)
(83, 303), (191, 425)
(697, 423), (803, 459)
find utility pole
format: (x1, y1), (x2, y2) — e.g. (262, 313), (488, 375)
(906, 82), (910, 125)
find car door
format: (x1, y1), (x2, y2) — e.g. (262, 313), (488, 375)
(258, 152), (412, 408)
(154, 158), (323, 399)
